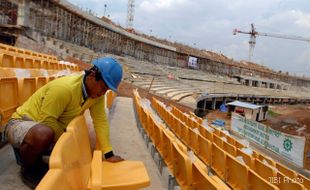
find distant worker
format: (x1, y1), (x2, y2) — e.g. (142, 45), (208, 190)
(4, 57), (124, 188)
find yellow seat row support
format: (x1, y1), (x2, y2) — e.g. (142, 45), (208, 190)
(37, 115), (150, 190)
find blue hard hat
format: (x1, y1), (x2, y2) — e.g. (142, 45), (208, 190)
(92, 57), (123, 92)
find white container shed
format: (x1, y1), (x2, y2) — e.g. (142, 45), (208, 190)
(227, 100), (268, 121)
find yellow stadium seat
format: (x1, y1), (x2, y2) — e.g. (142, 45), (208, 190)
(33, 59), (42, 69)
(226, 154), (249, 190)
(67, 116), (150, 190)
(297, 174), (310, 190)
(0, 53), (14, 67)
(0, 68), (15, 77)
(248, 169), (279, 190)
(171, 142), (192, 189)
(235, 139), (246, 149)
(236, 149), (254, 169)
(161, 129), (174, 170)
(223, 141), (237, 156)
(100, 163), (145, 189)
(41, 60), (49, 69)
(152, 122), (163, 150)
(147, 115), (155, 141)
(31, 52), (38, 57)
(16, 49), (24, 55)
(226, 135), (236, 146)
(36, 77), (48, 90)
(213, 134), (224, 149)
(180, 123), (189, 143)
(18, 78), (36, 105)
(0, 77), (18, 128)
(192, 159), (226, 190)
(49, 62), (59, 70)
(0, 44), (8, 51)
(14, 56), (25, 68)
(197, 135), (212, 166)
(49, 132), (87, 189)
(48, 76), (55, 82)
(7, 46), (17, 53)
(276, 172), (305, 190)
(275, 162), (297, 180)
(211, 143), (226, 180)
(253, 158), (277, 181)
(36, 169), (74, 190)
(198, 125), (213, 142)
(24, 50), (32, 56)
(24, 58), (34, 68)
(187, 128), (198, 153)
(257, 154), (275, 167)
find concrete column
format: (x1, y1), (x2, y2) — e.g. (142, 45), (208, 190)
(203, 99), (207, 110)
(211, 98), (216, 110)
(257, 81), (261, 87)
(17, 0), (30, 27)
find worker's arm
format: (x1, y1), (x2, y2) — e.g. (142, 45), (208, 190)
(89, 96), (123, 162)
(38, 85), (71, 140)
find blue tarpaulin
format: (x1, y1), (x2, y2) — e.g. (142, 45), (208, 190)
(211, 119), (225, 127)
(219, 103), (228, 112)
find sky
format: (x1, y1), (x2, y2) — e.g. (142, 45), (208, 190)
(68, 0), (310, 77)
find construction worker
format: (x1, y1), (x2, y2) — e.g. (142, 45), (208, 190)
(4, 57), (124, 188)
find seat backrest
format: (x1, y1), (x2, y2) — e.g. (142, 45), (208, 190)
(197, 134), (212, 166)
(226, 154), (248, 190)
(248, 169), (279, 190)
(171, 141), (192, 189)
(211, 143), (226, 180)
(253, 158), (276, 181)
(36, 169), (74, 190)
(49, 132), (86, 189)
(0, 77), (18, 126)
(66, 115), (92, 187)
(18, 78), (36, 105)
(192, 160), (221, 190)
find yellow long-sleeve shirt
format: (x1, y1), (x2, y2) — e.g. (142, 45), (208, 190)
(12, 74), (112, 154)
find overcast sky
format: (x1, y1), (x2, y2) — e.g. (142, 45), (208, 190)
(69, 0), (310, 77)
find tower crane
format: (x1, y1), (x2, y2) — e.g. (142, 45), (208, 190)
(126, 0), (135, 29)
(233, 23), (310, 61)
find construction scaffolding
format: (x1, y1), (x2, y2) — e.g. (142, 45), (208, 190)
(0, 0), (309, 87)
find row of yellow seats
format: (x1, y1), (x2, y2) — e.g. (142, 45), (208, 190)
(0, 75), (113, 133)
(0, 52), (80, 71)
(152, 98), (309, 190)
(0, 43), (57, 61)
(133, 90), (230, 190)
(170, 104), (310, 189)
(0, 67), (74, 78)
(37, 115), (150, 190)
(0, 76), (57, 132)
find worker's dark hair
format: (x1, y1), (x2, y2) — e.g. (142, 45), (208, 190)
(85, 66), (102, 81)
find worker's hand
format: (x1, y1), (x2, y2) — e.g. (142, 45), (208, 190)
(106, 155), (124, 163)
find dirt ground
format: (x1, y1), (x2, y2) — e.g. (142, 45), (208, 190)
(204, 105), (310, 138)
(263, 105), (310, 137)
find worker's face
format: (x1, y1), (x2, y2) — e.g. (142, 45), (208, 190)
(86, 72), (109, 99)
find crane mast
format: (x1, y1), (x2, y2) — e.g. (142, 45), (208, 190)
(126, 0), (135, 29)
(233, 23), (310, 61)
